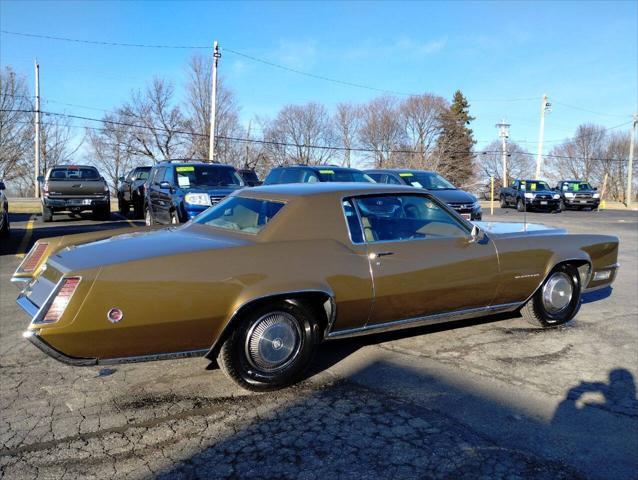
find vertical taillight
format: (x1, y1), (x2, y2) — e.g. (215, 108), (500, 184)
(38, 277), (81, 324)
(20, 242), (49, 273)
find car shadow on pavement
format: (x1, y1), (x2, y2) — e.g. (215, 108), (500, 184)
(148, 362), (637, 480)
(581, 286), (613, 304)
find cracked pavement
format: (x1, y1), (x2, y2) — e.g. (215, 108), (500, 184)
(1, 209), (637, 479)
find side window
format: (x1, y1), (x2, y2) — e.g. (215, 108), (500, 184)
(512, 180), (519, 190)
(163, 167), (175, 184)
(155, 168), (166, 185)
(279, 169), (302, 184)
(342, 199), (364, 243)
(264, 168), (282, 184)
(386, 175), (402, 185)
(301, 170), (319, 183)
(353, 194), (468, 242)
(367, 173), (385, 183)
(125, 170), (133, 182)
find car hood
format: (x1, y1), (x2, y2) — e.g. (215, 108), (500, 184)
(527, 189), (555, 196)
(48, 224), (251, 272)
(563, 189), (597, 194)
(475, 221), (566, 237)
(427, 189), (476, 204)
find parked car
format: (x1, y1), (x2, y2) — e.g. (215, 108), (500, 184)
(263, 165), (374, 184)
(366, 169), (482, 220)
(37, 165), (110, 222)
(13, 183), (618, 391)
(144, 160), (245, 225)
(117, 166), (151, 218)
(237, 168), (262, 186)
(555, 180), (600, 210)
(500, 179), (561, 212)
(0, 180), (9, 237)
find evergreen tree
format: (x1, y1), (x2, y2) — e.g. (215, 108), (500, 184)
(435, 90), (476, 186)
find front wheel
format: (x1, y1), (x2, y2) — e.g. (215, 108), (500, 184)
(218, 301), (319, 391)
(118, 199), (129, 216)
(521, 264), (581, 327)
(41, 205), (53, 223)
(517, 199), (525, 212)
(500, 195), (507, 208)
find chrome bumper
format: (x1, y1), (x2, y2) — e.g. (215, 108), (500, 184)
(22, 330), (97, 366)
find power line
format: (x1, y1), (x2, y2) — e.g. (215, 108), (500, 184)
(2, 108), (630, 163)
(552, 101), (632, 119)
(0, 29), (209, 49)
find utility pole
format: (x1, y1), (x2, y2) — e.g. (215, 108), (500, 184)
(495, 120), (510, 187)
(627, 113), (637, 207)
(34, 59), (41, 198)
(535, 94), (551, 178)
(209, 41), (221, 162)
(244, 120), (251, 167)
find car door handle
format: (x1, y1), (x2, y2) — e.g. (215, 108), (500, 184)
(369, 251), (394, 259)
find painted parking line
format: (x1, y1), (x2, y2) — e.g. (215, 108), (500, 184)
(115, 213), (136, 227)
(15, 214), (35, 258)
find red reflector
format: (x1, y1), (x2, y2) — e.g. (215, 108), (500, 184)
(21, 243), (49, 273)
(41, 277), (81, 324)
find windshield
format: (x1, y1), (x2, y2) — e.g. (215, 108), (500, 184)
(400, 172), (456, 190)
(520, 181), (551, 191)
(49, 167), (100, 180)
(174, 165), (243, 188)
(563, 181), (593, 191)
(195, 196), (285, 234)
(316, 169), (375, 183)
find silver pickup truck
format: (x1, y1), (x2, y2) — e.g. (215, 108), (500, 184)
(38, 165), (110, 222)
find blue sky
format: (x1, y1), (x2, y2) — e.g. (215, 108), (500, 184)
(1, 0), (636, 157)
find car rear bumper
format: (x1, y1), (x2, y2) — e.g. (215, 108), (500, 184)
(43, 196), (109, 210)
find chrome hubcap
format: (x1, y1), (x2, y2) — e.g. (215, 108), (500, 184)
(245, 312), (301, 372)
(542, 272), (573, 313)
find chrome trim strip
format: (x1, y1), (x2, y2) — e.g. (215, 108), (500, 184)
(16, 295), (39, 317)
(10, 277), (30, 291)
(325, 302), (521, 340)
(23, 330), (97, 366)
(98, 349), (208, 365)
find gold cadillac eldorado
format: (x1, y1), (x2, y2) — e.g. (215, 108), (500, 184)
(12, 183), (619, 391)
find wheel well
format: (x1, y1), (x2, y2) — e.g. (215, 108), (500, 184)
(553, 259), (591, 287)
(205, 291), (334, 365)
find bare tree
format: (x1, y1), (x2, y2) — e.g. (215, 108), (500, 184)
(184, 54), (244, 165)
(39, 114), (82, 173)
(262, 102), (336, 165)
(400, 94), (446, 169)
(477, 140), (532, 191)
(119, 77), (188, 162)
(548, 124), (606, 182)
(358, 96), (406, 167)
(85, 113), (135, 191)
(0, 66), (33, 185)
(334, 103), (360, 167)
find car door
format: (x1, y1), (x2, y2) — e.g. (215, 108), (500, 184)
(352, 193), (500, 325)
(149, 167), (165, 218)
(156, 167), (174, 224)
(507, 180), (519, 204)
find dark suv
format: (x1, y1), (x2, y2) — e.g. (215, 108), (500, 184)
(366, 169), (482, 220)
(263, 165), (374, 185)
(555, 180), (600, 210)
(117, 166), (151, 219)
(144, 161), (245, 225)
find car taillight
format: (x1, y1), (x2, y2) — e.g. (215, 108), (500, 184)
(38, 277), (81, 324)
(20, 242), (49, 273)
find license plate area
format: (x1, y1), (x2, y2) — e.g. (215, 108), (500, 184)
(69, 199), (93, 206)
(540, 201), (548, 205)
(461, 213), (471, 220)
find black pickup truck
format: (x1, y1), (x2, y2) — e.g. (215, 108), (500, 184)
(499, 179), (561, 213)
(555, 180), (600, 210)
(38, 165), (110, 222)
(117, 166), (151, 218)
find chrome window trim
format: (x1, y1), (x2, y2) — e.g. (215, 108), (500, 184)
(326, 302), (521, 340)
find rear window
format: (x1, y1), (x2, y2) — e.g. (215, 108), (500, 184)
(195, 196), (285, 234)
(49, 167), (100, 180)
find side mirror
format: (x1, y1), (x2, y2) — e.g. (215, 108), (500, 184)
(159, 181), (171, 190)
(118, 176), (125, 183)
(37, 175), (44, 183)
(0, 181), (5, 191)
(594, 187), (598, 191)
(469, 224), (481, 243)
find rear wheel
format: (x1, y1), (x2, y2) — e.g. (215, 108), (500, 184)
(144, 205), (153, 226)
(41, 205), (53, 223)
(94, 206), (110, 220)
(522, 264), (581, 327)
(500, 195), (507, 208)
(118, 198), (129, 216)
(218, 301), (319, 391)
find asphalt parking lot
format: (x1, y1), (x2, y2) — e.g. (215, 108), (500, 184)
(1, 208), (637, 480)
